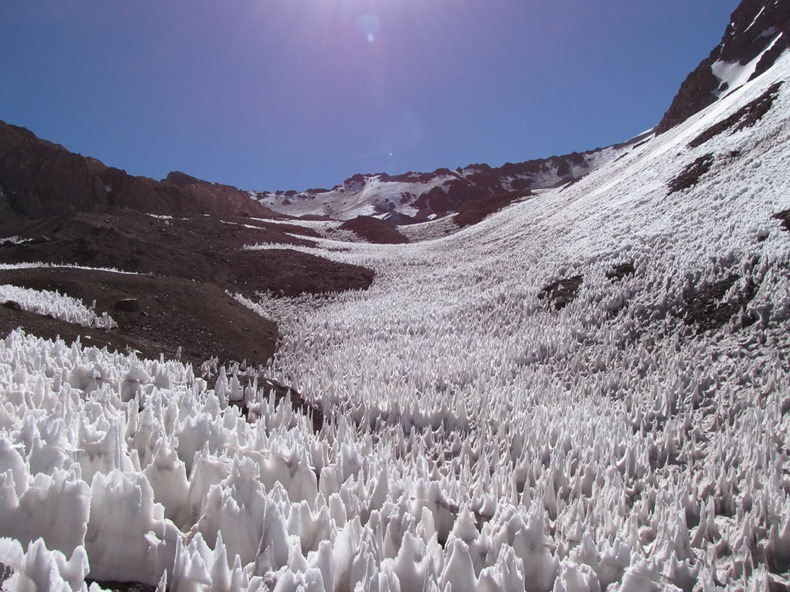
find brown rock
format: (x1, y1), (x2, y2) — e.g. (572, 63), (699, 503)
(114, 298), (139, 312)
(2, 300), (21, 311)
(539, 275), (583, 310)
(656, 0), (790, 134)
(0, 121), (279, 226)
(339, 216), (409, 244)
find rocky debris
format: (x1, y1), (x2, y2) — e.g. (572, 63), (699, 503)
(339, 215), (409, 244)
(668, 154), (715, 194)
(454, 191), (532, 227)
(258, 248), (375, 296)
(114, 298), (139, 312)
(689, 81), (784, 148)
(0, 268), (279, 367)
(0, 210), (373, 297)
(0, 265), (327, 431)
(656, 0), (790, 134)
(0, 268), (280, 371)
(684, 274), (758, 332)
(539, 275), (583, 310)
(0, 208), (375, 370)
(2, 300), (21, 311)
(606, 262), (636, 281)
(0, 562), (13, 587)
(773, 208), (790, 232)
(0, 121), (279, 224)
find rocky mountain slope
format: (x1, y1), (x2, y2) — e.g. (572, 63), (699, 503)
(0, 210), (374, 370)
(656, 0), (790, 133)
(259, 0), (790, 223)
(253, 148), (617, 222)
(0, 121), (278, 224)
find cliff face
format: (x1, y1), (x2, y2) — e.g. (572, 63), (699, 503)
(0, 123), (111, 223)
(0, 121), (277, 226)
(656, 0), (790, 134)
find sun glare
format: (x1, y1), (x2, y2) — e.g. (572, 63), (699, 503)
(355, 14), (381, 42)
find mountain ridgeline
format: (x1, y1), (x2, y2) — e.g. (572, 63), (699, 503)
(0, 0), (788, 227)
(656, 0), (790, 133)
(0, 122), (278, 225)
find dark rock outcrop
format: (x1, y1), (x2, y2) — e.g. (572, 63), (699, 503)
(539, 276), (583, 310)
(0, 122), (110, 223)
(688, 81), (784, 148)
(774, 208), (790, 231)
(113, 298), (140, 313)
(668, 154), (715, 194)
(339, 216), (409, 244)
(0, 209), (374, 297)
(684, 275), (758, 332)
(454, 191), (532, 227)
(2, 300), (21, 311)
(656, 0), (790, 134)
(0, 121), (279, 226)
(0, 266), (280, 368)
(606, 262), (635, 281)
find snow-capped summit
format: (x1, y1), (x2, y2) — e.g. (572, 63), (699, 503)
(656, 0), (790, 133)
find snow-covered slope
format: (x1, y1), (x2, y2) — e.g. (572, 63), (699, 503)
(1, 44), (788, 591)
(253, 149), (615, 222)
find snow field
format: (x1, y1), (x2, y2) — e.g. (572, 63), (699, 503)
(0, 55), (789, 592)
(250, 55), (790, 589)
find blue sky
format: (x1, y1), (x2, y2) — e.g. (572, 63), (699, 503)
(1, 0), (739, 191)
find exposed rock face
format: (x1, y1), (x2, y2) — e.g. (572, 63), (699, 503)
(0, 123), (110, 222)
(0, 121), (278, 225)
(339, 216), (409, 244)
(453, 190), (532, 227)
(656, 0), (790, 134)
(539, 276), (583, 310)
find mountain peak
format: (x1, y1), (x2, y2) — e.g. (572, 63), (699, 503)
(656, 0), (789, 133)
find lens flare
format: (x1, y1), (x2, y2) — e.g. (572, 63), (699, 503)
(355, 14), (381, 43)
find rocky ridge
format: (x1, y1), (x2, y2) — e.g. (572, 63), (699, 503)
(0, 121), (278, 224)
(253, 149), (611, 222)
(656, 0), (790, 133)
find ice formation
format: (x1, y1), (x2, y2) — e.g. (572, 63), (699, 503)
(0, 285), (117, 329)
(1, 49), (789, 592)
